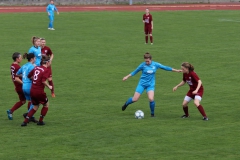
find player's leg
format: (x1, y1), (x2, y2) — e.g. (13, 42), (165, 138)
(21, 104), (39, 126)
(147, 86), (155, 117)
(193, 96), (208, 120)
(144, 26), (148, 44)
(149, 26), (153, 44)
(122, 84), (144, 111)
(37, 93), (49, 125)
(48, 15), (54, 29)
(182, 94), (192, 118)
(7, 91), (26, 120)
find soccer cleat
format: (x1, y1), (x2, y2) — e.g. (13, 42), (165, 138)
(151, 114), (155, 117)
(30, 117), (38, 123)
(7, 110), (13, 120)
(181, 115), (190, 118)
(151, 43), (153, 45)
(51, 93), (55, 98)
(122, 103), (128, 111)
(37, 121), (45, 125)
(23, 112), (27, 118)
(21, 122), (27, 127)
(48, 28), (51, 30)
(51, 28), (55, 30)
(202, 117), (209, 121)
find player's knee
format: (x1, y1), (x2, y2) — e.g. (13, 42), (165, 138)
(149, 34), (152, 36)
(194, 101), (200, 107)
(132, 97), (138, 102)
(149, 98), (154, 102)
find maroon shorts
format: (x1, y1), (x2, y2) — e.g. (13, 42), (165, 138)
(16, 89), (26, 101)
(144, 25), (152, 34)
(30, 90), (48, 105)
(186, 88), (204, 99)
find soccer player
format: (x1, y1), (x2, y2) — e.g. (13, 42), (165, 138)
(47, 0), (59, 30)
(173, 62), (208, 121)
(29, 36), (41, 66)
(143, 8), (153, 45)
(7, 52), (26, 120)
(16, 53), (38, 123)
(122, 52), (181, 117)
(40, 38), (55, 97)
(21, 55), (52, 126)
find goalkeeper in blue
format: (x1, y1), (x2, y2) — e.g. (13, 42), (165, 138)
(122, 52), (182, 117)
(46, 0), (59, 30)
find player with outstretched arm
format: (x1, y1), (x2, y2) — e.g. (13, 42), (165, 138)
(47, 0), (59, 30)
(21, 55), (52, 126)
(173, 62), (208, 121)
(40, 38), (55, 97)
(122, 52), (182, 117)
(143, 9), (153, 45)
(7, 52), (26, 120)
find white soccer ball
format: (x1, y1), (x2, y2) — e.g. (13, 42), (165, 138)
(135, 110), (144, 119)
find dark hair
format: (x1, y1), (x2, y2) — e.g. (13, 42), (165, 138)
(31, 36), (39, 45)
(181, 62), (194, 71)
(23, 53), (35, 62)
(12, 52), (21, 61)
(144, 52), (152, 60)
(41, 55), (50, 65)
(40, 38), (45, 40)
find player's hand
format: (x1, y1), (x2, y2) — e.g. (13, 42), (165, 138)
(122, 76), (128, 81)
(177, 69), (182, 72)
(192, 90), (198, 94)
(173, 86), (178, 92)
(48, 85), (53, 90)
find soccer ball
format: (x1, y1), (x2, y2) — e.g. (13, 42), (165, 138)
(135, 110), (144, 119)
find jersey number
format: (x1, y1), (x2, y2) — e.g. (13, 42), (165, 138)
(11, 69), (15, 79)
(33, 70), (40, 80)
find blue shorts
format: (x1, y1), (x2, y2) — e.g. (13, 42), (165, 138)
(48, 15), (54, 21)
(135, 84), (155, 94)
(23, 83), (32, 101)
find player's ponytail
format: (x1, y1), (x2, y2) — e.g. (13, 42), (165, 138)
(23, 53), (28, 59)
(181, 62), (194, 72)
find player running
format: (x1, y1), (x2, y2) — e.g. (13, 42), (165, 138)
(16, 53), (38, 123)
(143, 9), (153, 45)
(21, 55), (52, 126)
(173, 62), (208, 121)
(29, 36), (41, 66)
(40, 38), (55, 97)
(47, 0), (59, 30)
(7, 52), (26, 120)
(122, 52), (181, 117)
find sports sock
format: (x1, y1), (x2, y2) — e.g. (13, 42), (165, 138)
(197, 105), (207, 117)
(150, 36), (153, 43)
(125, 97), (134, 106)
(145, 35), (148, 43)
(39, 107), (49, 122)
(10, 101), (24, 113)
(183, 106), (189, 116)
(27, 101), (31, 110)
(48, 80), (54, 93)
(24, 109), (37, 123)
(150, 101), (155, 115)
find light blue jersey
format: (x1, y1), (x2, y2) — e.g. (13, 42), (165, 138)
(29, 46), (41, 66)
(17, 62), (35, 100)
(47, 4), (58, 16)
(131, 61), (172, 88)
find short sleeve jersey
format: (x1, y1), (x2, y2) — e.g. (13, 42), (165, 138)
(143, 14), (152, 26)
(28, 66), (48, 91)
(10, 63), (22, 91)
(183, 71), (203, 91)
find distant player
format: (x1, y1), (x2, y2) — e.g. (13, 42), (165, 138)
(40, 38), (55, 97)
(122, 52), (181, 117)
(173, 62), (208, 121)
(47, 0), (59, 30)
(16, 53), (38, 123)
(29, 36), (41, 66)
(21, 55), (52, 126)
(7, 52), (26, 120)
(143, 9), (153, 45)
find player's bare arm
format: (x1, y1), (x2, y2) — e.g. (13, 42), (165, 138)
(43, 81), (52, 90)
(15, 77), (23, 84)
(192, 80), (202, 94)
(173, 81), (186, 91)
(172, 69), (182, 72)
(151, 21), (153, 29)
(123, 74), (131, 81)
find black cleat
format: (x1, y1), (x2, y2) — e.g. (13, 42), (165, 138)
(151, 114), (155, 117)
(122, 103), (128, 111)
(23, 113), (27, 118)
(181, 115), (190, 118)
(37, 121), (45, 125)
(21, 122), (27, 127)
(30, 117), (38, 123)
(202, 117), (209, 121)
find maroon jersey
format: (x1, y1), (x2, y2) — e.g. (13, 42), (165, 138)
(41, 46), (52, 57)
(143, 14), (152, 26)
(28, 66), (48, 92)
(10, 63), (22, 92)
(183, 71), (203, 91)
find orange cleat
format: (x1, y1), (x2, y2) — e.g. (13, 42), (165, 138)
(51, 93), (55, 98)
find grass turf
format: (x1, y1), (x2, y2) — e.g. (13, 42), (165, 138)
(0, 10), (239, 159)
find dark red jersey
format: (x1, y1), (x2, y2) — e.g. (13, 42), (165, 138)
(28, 66), (48, 92)
(143, 14), (153, 26)
(183, 71), (203, 91)
(41, 46), (53, 57)
(10, 63), (22, 92)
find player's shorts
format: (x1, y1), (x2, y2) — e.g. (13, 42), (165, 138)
(144, 25), (152, 34)
(135, 84), (154, 94)
(184, 89), (204, 102)
(48, 15), (54, 21)
(23, 84), (32, 101)
(16, 89), (26, 102)
(30, 90), (48, 106)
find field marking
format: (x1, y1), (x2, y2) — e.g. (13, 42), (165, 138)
(219, 19), (240, 23)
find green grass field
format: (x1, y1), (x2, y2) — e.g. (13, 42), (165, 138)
(0, 10), (240, 159)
